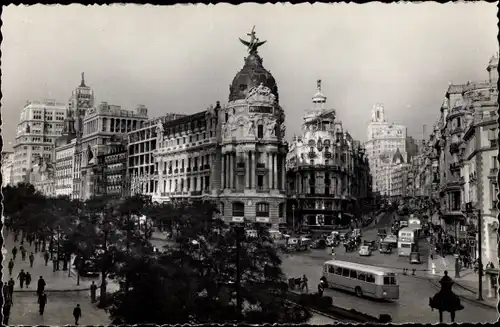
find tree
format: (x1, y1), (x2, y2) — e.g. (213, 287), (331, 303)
(108, 202), (311, 324)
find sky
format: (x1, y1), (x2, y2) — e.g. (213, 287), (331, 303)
(1, 3), (498, 151)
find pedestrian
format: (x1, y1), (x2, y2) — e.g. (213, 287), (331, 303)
(38, 292), (47, 315)
(37, 276), (46, 297)
(90, 281), (97, 303)
(14, 232), (19, 242)
(25, 272), (32, 288)
(7, 278), (15, 302)
(317, 280), (325, 297)
(17, 269), (26, 289)
(8, 259), (14, 276)
(44, 251), (50, 266)
(73, 304), (82, 325)
(20, 245), (26, 261)
(301, 274), (309, 293)
(11, 246), (18, 261)
(29, 252), (35, 267)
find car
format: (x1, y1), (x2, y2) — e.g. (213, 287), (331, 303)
(384, 234), (398, 246)
(409, 252), (421, 264)
(358, 245), (372, 256)
(379, 241), (392, 253)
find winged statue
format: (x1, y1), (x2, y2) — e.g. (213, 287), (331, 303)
(239, 26), (267, 54)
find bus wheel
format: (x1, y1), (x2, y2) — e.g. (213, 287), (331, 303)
(355, 287), (363, 297)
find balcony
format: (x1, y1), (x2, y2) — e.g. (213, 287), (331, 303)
(488, 168), (498, 179)
(236, 162), (245, 173)
(180, 168), (185, 173)
(493, 200), (498, 210)
(256, 186), (268, 193)
(193, 167), (198, 172)
(324, 151), (332, 159)
(190, 190), (202, 196)
(186, 167), (191, 172)
(308, 151), (317, 159)
(490, 139), (498, 148)
(204, 164), (210, 170)
(174, 168), (179, 174)
(168, 169), (172, 174)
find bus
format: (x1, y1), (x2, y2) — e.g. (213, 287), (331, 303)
(397, 227), (416, 256)
(322, 260), (399, 300)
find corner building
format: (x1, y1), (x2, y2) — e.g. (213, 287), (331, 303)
(220, 38), (287, 226)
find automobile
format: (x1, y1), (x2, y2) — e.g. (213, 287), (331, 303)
(363, 240), (377, 251)
(378, 228), (387, 238)
(409, 252), (421, 264)
(384, 234), (398, 247)
(73, 256), (100, 277)
(379, 241), (393, 254)
(358, 245), (372, 256)
(311, 239), (327, 249)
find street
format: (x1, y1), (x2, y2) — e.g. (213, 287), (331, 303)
(280, 212), (498, 323)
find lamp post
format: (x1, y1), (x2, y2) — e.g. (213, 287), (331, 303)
(463, 205), (484, 301)
(292, 204), (296, 235)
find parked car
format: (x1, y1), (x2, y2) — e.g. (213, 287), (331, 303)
(409, 252), (422, 264)
(384, 234), (398, 247)
(379, 241), (393, 254)
(358, 245), (372, 256)
(363, 240), (377, 251)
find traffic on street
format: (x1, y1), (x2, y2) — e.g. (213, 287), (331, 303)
(279, 211), (499, 323)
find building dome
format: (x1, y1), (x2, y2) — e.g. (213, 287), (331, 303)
(228, 27), (279, 103)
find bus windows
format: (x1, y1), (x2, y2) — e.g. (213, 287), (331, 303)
(335, 267), (342, 275)
(350, 270), (357, 279)
(342, 268), (350, 277)
(384, 276), (396, 285)
(328, 265), (335, 274)
(357, 272), (366, 281)
(366, 274), (375, 283)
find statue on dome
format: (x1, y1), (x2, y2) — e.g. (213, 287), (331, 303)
(239, 26), (267, 54)
(156, 120), (164, 134)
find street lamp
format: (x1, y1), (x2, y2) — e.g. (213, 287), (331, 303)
(463, 205), (484, 301)
(291, 204), (296, 235)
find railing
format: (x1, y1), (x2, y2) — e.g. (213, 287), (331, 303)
(174, 168), (179, 173)
(236, 162), (245, 168)
(180, 168), (184, 173)
(256, 211), (269, 218)
(191, 190), (202, 196)
(489, 168), (498, 176)
(204, 164), (210, 170)
(186, 167), (191, 172)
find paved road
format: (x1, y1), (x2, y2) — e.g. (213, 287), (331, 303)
(280, 212), (498, 323)
(8, 291), (110, 325)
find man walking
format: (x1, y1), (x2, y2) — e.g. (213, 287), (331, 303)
(20, 245), (27, 261)
(8, 259), (14, 276)
(17, 269), (26, 289)
(29, 252), (35, 267)
(301, 274), (309, 293)
(11, 246), (18, 261)
(44, 251), (50, 266)
(38, 292), (47, 315)
(317, 280), (325, 297)
(73, 304), (82, 325)
(25, 272), (32, 288)
(7, 278), (15, 303)
(90, 281), (97, 303)
(37, 276), (46, 297)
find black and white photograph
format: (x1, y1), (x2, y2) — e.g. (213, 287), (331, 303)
(0, 2), (498, 325)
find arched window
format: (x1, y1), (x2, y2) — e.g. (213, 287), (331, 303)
(279, 203), (285, 218)
(256, 202), (270, 217)
(233, 202), (245, 217)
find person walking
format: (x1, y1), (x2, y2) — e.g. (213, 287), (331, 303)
(301, 274), (309, 293)
(17, 269), (26, 289)
(90, 281), (97, 303)
(73, 304), (82, 325)
(29, 252), (35, 267)
(317, 280), (325, 297)
(20, 245), (27, 261)
(11, 246), (18, 261)
(8, 259), (14, 276)
(37, 276), (46, 297)
(7, 278), (15, 303)
(38, 292), (47, 315)
(43, 251), (50, 266)
(25, 272), (32, 288)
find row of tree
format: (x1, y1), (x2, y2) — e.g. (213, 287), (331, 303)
(1, 183), (311, 324)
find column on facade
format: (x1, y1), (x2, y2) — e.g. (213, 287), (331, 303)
(281, 154), (286, 191)
(273, 153), (278, 189)
(267, 152), (273, 189)
(229, 152), (234, 189)
(245, 151), (250, 188)
(251, 151), (256, 189)
(221, 153), (226, 189)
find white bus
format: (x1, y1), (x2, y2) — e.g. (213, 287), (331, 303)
(322, 260), (399, 300)
(397, 227), (416, 256)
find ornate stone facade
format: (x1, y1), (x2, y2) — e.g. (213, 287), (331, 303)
(286, 80), (372, 230)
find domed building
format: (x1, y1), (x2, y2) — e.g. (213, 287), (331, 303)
(218, 27), (288, 226)
(286, 80), (372, 230)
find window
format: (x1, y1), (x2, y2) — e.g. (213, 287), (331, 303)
(383, 276), (396, 285)
(232, 202), (244, 217)
(256, 202), (269, 217)
(279, 203), (284, 217)
(366, 274), (375, 283)
(225, 113), (229, 122)
(257, 125), (264, 138)
(328, 265), (335, 274)
(357, 272), (366, 281)
(342, 268), (350, 277)
(492, 156), (498, 169)
(334, 267), (342, 275)
(257, 175), (264, 188)
(349, 270), (358, 279)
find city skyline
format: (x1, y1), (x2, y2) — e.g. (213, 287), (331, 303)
(1, 3), (498, 152)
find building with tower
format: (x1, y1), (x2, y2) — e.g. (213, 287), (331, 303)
(365, 103), (407, 197)
(286, 80), (372, 230)
(12, 99), (67, 185)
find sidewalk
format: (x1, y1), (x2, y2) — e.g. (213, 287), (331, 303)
(425, 238), (497, 309)
(2, 230), (118, 293)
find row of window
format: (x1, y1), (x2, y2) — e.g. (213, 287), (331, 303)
(229, 202), (285, 217)
(325, 265), (395, 284)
